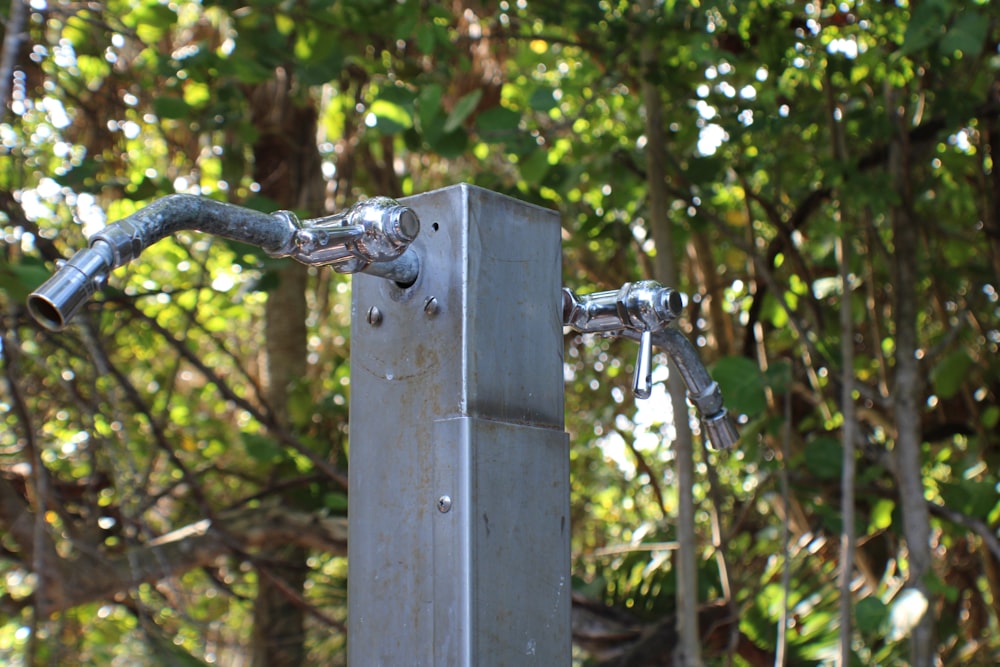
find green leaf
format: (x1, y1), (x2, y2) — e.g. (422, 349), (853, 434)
(803, 436), (843, 480)
(937, 480), (999, 521)
(54, 160), (100, 189)
(710, 356), (766, 417)
(763, 360), (792, 395)
(121, 2), (178, 44)
(415, 23), (436, 54)
(870, 498), (895, 531)
(324, 492), (348, 513)
(154, 96), (190, 120)
(475, 106), (521, 138)
(528, 86), (559, 112)
(417, 84), (443, 134)
(444, 89), (483, 133)
(925, 572), (960, 604)
(684, 156), (724, 184)
(125, 175), (163, 200)
(515, 149), (549, 184)
(378, 85), (417, 107)
(900, 0), (947, 54)
(394, 3), (420, 42)
(369, 99), (412, 135)
(939, 12), (988, 57)
(183, 81), (211, 108)
(295, 21), (346, 75)
(4, 254), (51, 289)
(0, 262), (51, 300)
(856, 596), (889, 635)
(61, 12), (103, 56)
(760, 292), (788, 328)
(982, 405), (1000, 429)
(930, 348), (972, 399)
(243, 433), (282, 463)
(227, 53), (275, 85)
(427, 128), (469, 158)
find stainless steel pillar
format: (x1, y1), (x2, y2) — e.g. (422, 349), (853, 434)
(348, 184), (570, 665)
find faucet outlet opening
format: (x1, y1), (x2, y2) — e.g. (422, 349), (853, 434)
(27, 295), (66, 332)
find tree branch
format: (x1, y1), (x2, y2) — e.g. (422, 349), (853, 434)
(926, 502), (1000, 564)
(0, 497), (347, 617)
(118, 301), (348, 488)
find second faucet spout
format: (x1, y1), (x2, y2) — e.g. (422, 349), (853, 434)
(563, 279), (739, 449)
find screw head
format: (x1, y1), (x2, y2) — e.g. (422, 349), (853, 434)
(436, 495), (452, 513)
(367, 305), (382, 326)
(423, 296), (439, 317)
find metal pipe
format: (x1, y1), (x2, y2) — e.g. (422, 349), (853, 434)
(562, 287), (625, 334)
(360, 247), (420, 286)
(28, 194), (420, 331)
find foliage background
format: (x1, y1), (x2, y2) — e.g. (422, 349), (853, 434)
(2, 0), (1000, 665)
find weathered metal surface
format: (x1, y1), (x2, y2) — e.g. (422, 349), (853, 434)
(348, 184), (569, 665)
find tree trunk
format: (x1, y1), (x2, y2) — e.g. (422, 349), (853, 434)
(836, 232), (857, 667)
(825, 70), (857, 667)
(888, 85), (935, 666)
(251, 260), (311, 667)
(637, 3), (701, 665)
(248, 71), (326, 667)
(984, 117), (1000, 284)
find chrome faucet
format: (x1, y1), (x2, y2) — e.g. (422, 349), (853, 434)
(27, 194), (420, 331)
(562, 280), (740, 449)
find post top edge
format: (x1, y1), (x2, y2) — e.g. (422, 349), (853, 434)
(401, 183), (560, 218)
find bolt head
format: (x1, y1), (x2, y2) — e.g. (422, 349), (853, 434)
(437, 495), (452, 513)
(367, 305), (383, 326)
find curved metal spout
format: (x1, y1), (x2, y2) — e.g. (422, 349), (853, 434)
(28, 194), (420, 331)
(620, 327), (740, 450)
(651, 329), (740, 450)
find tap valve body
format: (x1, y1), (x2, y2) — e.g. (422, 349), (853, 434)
(563, 280), (682, 399)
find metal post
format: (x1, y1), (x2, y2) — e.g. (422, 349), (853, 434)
(348, 184), (570, 665)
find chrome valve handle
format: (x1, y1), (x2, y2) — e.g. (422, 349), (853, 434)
(27, 194), (420, 331)
(562, 280), (739, 449)
(635, 330), (654, 399)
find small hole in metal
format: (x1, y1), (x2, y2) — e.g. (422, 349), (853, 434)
(431, 222), (439, 232)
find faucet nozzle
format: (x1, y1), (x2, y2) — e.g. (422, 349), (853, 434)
(702, 409), (741, 450)
(27, 242), (115, 331)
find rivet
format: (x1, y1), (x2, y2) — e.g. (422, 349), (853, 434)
(367, 305), (382, 326)
(423, 296), (439, 317)
(437, 495), (452, 513)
